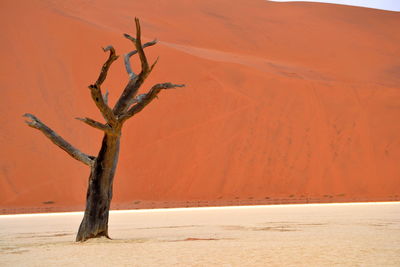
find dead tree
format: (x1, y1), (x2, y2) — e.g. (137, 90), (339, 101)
(23, 18), (184, 242)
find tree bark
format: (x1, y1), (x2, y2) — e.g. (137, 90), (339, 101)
(76, 133), (121, 242)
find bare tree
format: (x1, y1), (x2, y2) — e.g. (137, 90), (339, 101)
(23, 18), (184, 242)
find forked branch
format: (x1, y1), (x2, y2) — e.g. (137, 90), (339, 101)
(124, 39), (157, 79)
(113, 18), (158, 116)
(119, 83), (185, 123)
(23, 114), (95, 166)
(23, 18), (184, 169)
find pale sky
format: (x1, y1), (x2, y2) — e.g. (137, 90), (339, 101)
(268, 0), (400, 11)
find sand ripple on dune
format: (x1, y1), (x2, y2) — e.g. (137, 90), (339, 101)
(161, 41), (331, 81)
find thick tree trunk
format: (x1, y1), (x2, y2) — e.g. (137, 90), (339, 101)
(76, 133), (121, 242)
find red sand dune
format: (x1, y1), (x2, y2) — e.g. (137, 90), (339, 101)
(1, 0), (399, 213)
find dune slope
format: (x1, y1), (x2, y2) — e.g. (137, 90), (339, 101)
(1, 0), (399, 212)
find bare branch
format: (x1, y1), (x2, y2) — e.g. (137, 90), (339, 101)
(75, 117), (113, 133)
(96, 46), (118, 87)
(23, 114), (95, 166)
(149, 56), (159, 73)
(134, 17), (149, 73)
(114, 18), (158, 116)
(113, 18), (161, 117)
(118, 83), (185, 123)
(123, 39), (157, 80)
(124, 54), (136, 80)
(89, 46), (118, 124)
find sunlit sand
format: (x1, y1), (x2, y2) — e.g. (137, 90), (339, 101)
(1, 202), (399, 266)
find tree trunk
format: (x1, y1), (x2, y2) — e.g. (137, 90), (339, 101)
(76, 133), (121, 242)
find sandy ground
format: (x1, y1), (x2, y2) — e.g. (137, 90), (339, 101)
(0, 202), (399, 266)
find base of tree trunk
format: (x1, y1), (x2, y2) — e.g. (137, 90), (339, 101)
(76, 203), (111, 242)
(75, 179), (113, 242)
(76, 230), (110, 242)
(76, 215), (110, 242)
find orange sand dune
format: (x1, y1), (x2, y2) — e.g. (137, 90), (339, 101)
(1, 0), (399, 213)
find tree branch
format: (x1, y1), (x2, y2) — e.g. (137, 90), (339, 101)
(95, 46), (119, 87)
(75, 117), (113, 134)
(133, 17), (149, 74)
(118, 83), (185, 123)
(23, 114), (95, 166)
(113, 18), (158, 116)
(124, 39), (157, 80)
(89, 46), (118, 124)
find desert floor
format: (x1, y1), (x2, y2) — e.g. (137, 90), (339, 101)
(1, 202), (399, 266)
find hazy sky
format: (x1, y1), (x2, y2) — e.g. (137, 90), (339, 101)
(268, 0), (400, 11)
